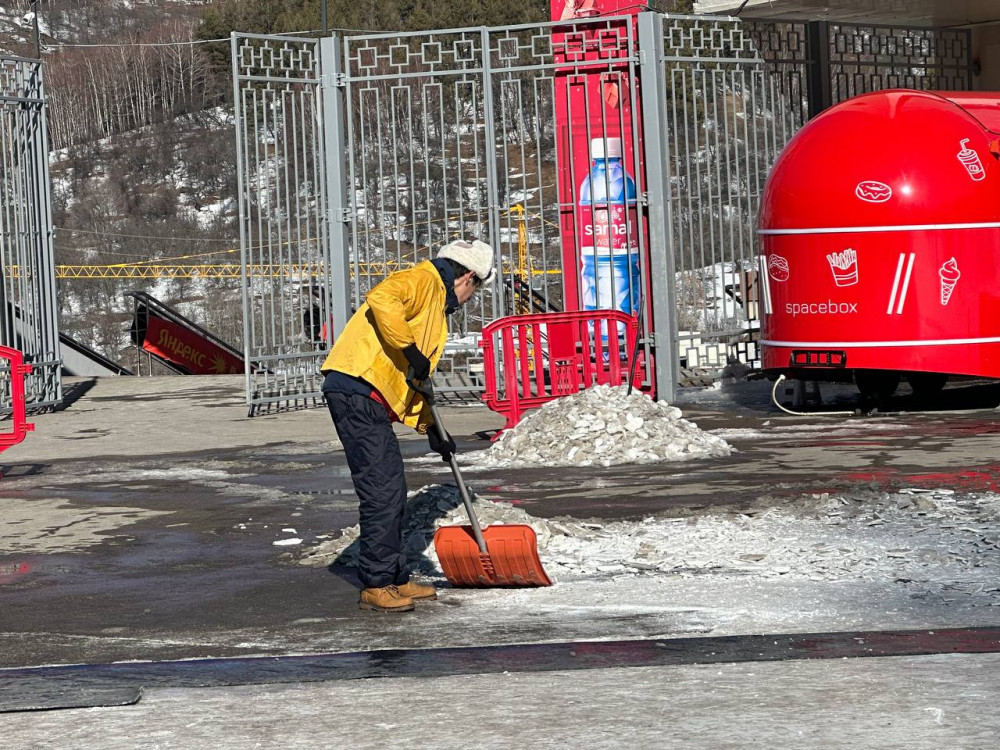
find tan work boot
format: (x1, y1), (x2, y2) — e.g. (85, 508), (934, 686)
(395, 581), (438, 601)
(358, 585), (415, 612)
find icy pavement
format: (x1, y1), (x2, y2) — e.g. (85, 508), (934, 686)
(8, 374), (1000, 670)
(0, 497), (170, 555)
(293, 483), (1000, 651)
(707, 420), (903, 441)
(303, 485), (1000, 601)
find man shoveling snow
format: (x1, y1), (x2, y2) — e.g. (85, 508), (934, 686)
(321, 239), (495, 613)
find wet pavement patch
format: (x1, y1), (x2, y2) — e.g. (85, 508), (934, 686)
(3, 626), (999, 713)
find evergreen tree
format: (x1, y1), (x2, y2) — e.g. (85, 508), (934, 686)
(197, 0), (549, 39)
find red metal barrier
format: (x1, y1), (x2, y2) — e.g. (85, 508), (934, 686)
(481, 310), (651, 437)
(0, 346), (34, 456)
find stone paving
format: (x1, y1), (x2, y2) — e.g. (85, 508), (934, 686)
(3, 375), (1000, 746)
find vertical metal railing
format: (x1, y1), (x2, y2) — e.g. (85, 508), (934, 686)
(232, 33), (337, 414)
(641, 14), (794, 390)
(340, 16), (649, 396)
(0, 55), (61, 413)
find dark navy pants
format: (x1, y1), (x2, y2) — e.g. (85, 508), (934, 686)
(325, 391), (410, 589)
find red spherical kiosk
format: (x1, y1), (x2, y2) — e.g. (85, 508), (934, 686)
(759, 89), (1000, 397)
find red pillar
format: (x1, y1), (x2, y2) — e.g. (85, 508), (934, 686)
(551, 1), (646, 314)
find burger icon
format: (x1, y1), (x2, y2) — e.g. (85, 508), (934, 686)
(768, 254), (790, 282)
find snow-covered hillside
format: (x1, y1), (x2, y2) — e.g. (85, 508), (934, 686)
(0, 1), (212, 57)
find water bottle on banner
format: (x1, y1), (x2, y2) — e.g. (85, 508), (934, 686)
(578, 137), (641, 357)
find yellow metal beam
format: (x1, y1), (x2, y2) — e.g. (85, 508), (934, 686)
(5, 263), (562, 279)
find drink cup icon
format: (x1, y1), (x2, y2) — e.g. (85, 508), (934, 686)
(957, 139), (986, 182)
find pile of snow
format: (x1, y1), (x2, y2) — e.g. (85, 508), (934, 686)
(466, 385), (732, 468)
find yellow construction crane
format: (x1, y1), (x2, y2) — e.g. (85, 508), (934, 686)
(8, 261), (409, 279)
(509, 204), (535, 315)
(28, 208), (565, 281)
(50, 263), (408, 279)
(7, 217), (561, 281)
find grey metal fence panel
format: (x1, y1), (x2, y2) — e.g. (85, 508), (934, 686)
(647, 14), (795, 388)
(826, 21), (972, 100)
(232, 33), (337, 415)
(0, 55), (61, 413)
(340, 16), (651, 397)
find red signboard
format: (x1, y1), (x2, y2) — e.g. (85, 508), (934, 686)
(550, 1), (647, 316)
(141, 313), (244, 375)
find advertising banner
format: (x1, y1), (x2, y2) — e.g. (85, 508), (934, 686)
(140, 312), (244, 375)
(550, 1), (646, 321)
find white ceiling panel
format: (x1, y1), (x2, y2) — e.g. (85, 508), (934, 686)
(693, 0), (1000, 27)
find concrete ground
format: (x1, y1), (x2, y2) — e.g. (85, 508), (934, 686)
(3, 374), (1000, 747)
(5, 654), (1000, 749)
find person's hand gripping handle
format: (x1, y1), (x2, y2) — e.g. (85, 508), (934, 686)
(407, 368), (455, 462)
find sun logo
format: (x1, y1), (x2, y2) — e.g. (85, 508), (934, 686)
(210, 353), (228, 374)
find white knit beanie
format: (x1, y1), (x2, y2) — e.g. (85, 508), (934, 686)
(437, 239), (497, 286)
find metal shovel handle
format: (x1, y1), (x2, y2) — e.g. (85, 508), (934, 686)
(409, 374), (489, 557)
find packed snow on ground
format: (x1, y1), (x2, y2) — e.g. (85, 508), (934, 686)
(708, 421), (904, 442)
(458, 384), (733, 469)
(69, 465), (289, 502)
(300, 484), (1000, 613)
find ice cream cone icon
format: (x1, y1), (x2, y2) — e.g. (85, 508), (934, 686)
(939, 257), (960, 305)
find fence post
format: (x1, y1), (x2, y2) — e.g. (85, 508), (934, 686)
(31, 62), (61, 396)
(481, 27), (507, 317)
(636, 13), (678, 402)
(320, 34), (353, 340)
(806, 21), (832, 119)
(231, 32), (253, 406)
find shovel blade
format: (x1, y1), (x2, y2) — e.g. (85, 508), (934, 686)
(434, 524), (552, 587)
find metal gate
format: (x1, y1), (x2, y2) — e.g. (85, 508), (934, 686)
(231, 33), (349, 414)
(237, 14), (931, 411)
(234, 17), (652, 412)
(0, 55), (61, 413)
(339, 15), (651, 396)
(638, 14), (796, 397)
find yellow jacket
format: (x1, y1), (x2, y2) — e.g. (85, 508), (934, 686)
(320, 260), (448, 433)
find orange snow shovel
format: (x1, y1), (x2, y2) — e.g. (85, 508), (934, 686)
(412, 378), (551, 588)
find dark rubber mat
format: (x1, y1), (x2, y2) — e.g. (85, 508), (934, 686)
(0, 685), (142, 713)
